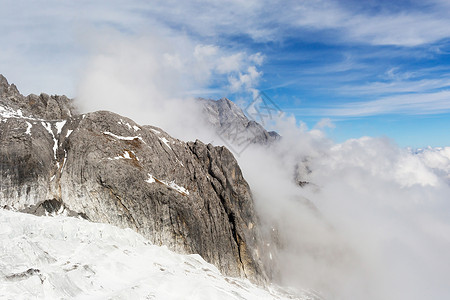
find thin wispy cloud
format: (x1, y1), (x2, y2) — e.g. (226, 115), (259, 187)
(137, 0), (450, 46)
(1, 0), (450, 146)
(291, 90), (450, 117)
(336, 77), (450, 96)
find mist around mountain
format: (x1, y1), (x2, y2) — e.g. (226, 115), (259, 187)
(0, 74), (272, 284)
(2, 73), (450, 300)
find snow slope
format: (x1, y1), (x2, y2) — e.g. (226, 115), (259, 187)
(0, 209), (315, 300)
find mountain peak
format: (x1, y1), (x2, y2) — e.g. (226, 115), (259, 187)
(198, 97), (279, 146)
(0, 74), (8, 85)
(0, 74), (20, 98)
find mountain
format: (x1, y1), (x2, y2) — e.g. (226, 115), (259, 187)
(198, 97), (280, 147)
(0, 75), (269, 284)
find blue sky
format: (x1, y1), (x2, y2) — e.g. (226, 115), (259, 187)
(1, 0), (449, 147)
(257, 38), (450, 147)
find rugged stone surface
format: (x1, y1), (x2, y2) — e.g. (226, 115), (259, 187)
(198, 97), (280, 147)
(0, 75), (268, 283)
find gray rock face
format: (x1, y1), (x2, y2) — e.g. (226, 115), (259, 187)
(198, 98), (280, 146)
(0, 75), (268, 283)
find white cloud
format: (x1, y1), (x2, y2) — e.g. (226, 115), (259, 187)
(134, 0), (450, 46)
(249, 52), (265, 66)
(314, 118), (335, 129)
(415, 147), (450, 183)
(236, 121), (450, 299)
(337, 78), (450, 96)
(291, 90), (450, 117)
(194, 44), (219, 58)
(217, 53), (245, 74)
(228, 66), (263, 92)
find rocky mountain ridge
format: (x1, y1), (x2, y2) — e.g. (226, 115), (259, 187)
(0, 74), (271, 283)
(198, 97), (280, 147)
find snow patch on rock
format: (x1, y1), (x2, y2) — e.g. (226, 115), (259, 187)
(159, 137), (172, 150)
(25, 121), (32, 135)
(146, 174), (189, 195)
(103, 131), (145, 143)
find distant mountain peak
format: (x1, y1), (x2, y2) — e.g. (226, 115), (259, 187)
(197, 97), (280, 147)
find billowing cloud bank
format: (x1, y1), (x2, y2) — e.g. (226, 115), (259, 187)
(75, 34), (450, 300)
(240, 131), (450, 300)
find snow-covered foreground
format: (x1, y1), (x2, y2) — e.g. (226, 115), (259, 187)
(0, 209), (315, 300)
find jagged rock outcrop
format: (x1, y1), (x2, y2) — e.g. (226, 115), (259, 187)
(0, 75), (75, 120)
(0, 75), (268, 283)
(198, 97), (280, 146)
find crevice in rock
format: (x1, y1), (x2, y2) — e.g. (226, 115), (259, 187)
(98, 178), (139, 230)
(205, 157), (247, 277)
